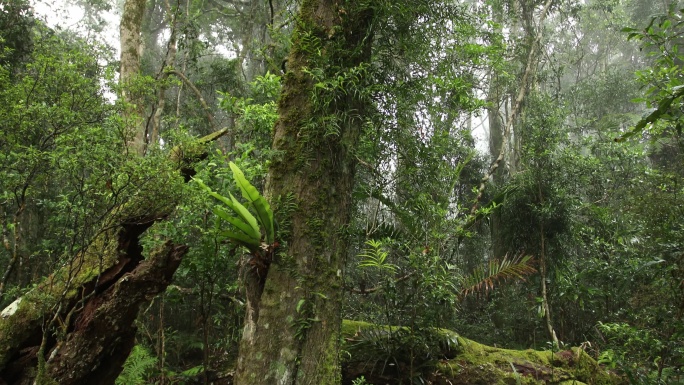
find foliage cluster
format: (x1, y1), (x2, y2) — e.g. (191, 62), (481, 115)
(0, 19), (125, 303)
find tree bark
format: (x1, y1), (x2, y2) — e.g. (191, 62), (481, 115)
(538, 183), (559, 346)
(0, 208), (181, 385)
(234, 1), (373, 384)
(469, 0), (554, 216)
(487, 71), (506, 259)
(42, 242), (187, 385)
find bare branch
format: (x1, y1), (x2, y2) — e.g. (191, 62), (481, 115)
(167, 69), (217, 130)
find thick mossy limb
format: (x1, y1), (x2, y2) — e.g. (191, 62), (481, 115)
(44, 242), (188, 385)
(0, 166), (181, 368)
(0, 221), (124, 368)
(340, 320), (625, 385)
(0, 129), (227, 383)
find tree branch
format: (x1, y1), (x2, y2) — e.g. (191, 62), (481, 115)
(346, 273), (414, 295)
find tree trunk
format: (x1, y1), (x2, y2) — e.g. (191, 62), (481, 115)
(340, 320), (622, 385)
(0, 210), (182, 385)
(120, 0), (147, 155)
(235, 1), (373, 384)
(487, 72), (506, 260)
(539, 183), (558, 346)
(41, 242), (187, 385)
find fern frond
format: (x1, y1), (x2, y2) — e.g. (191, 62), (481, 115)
(116, 345), (157, 385)
(460, 253), (536, 298)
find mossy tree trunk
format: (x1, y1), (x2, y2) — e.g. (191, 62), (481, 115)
(120, 0), (147, 155)
(235, 1), (373, 384)
(339, 320), (624, 385)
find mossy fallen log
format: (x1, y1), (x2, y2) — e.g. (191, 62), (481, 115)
(341, 320), (624, 385)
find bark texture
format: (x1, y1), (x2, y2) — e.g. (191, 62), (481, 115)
(235, 1), (373, 384)
(0, 212), (182, 385)
(43, 242), (188, 385)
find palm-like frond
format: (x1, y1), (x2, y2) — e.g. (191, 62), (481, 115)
(460, 253), (536, 298)
(358, 239), (397, 272)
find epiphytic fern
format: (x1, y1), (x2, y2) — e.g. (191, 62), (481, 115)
(358, 239), (397, 272)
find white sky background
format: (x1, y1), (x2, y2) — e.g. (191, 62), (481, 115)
(32, 0), (121, 54)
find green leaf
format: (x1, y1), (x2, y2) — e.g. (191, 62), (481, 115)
(229, 162), (274, 243)
(615, 85), (684, 142)
(221, 229), (260, 250)
(253, 198), (275, 244)
(229, 162), (260, 203)
(212, 207), (260, 241)
(228, 192), (261, 240)
(460, 253), (536, 298)
(180, 365), (205, 377)
(194, 178), (234, 208)
(357, 239), (396, 272)
(296, 299), (306, 313)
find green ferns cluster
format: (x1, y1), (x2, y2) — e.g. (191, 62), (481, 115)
(116, 345), (157, 385)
